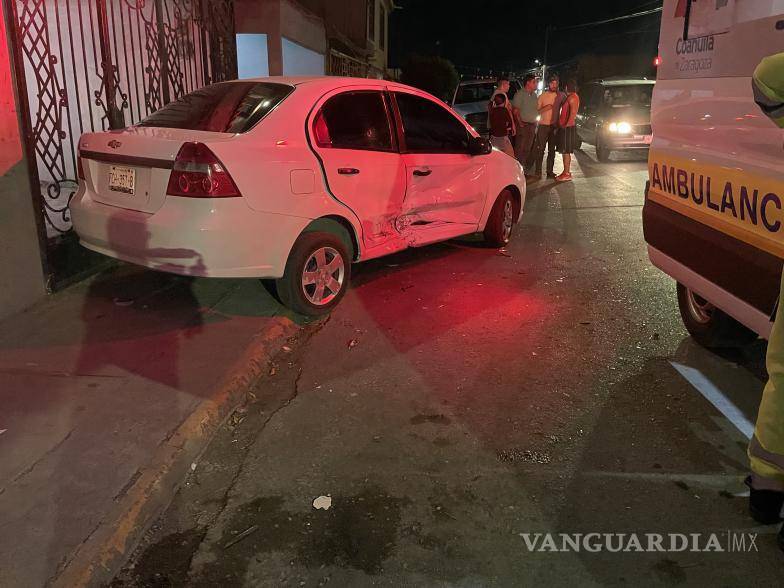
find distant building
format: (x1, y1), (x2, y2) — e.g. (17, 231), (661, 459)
(234, 0), (328, 77)
(298, 0), (397, 78)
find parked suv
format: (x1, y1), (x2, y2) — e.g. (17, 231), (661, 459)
(576, 78), (655, 162)
(451, 78), (521, 136)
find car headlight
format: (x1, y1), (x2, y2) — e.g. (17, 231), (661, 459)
(608, 121), (632, 134)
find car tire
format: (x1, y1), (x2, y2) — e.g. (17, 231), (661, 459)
(676, 283), (758, 348)
(276, 231), (351, 316)
(483, 189), (515, 247)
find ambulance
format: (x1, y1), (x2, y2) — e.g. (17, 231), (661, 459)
(644, 0), (784, 347)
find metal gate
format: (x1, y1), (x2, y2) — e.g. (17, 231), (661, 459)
(5, 0), (237, 288)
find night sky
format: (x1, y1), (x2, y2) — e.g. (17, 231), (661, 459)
(389, 0), (663, 75)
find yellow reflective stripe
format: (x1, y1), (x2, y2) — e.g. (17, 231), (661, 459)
(749, 434), (784, 485)
(647, 152), (784, 259)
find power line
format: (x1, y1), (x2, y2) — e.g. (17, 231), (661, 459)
(554, 6), (663, 32)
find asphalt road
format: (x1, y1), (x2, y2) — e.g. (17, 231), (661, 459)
(114, 147), (782, 586)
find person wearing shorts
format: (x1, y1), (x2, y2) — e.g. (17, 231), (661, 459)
(556, 79), (580, 182)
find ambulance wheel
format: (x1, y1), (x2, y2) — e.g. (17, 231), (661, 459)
(596, 139), (611, 163)
(276, 232), (351, 317)
(677, 283), (758, 348)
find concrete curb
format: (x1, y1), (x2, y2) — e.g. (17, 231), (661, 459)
(51, 316), (300, 588)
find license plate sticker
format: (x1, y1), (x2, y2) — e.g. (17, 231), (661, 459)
(108, 166), (135, 194)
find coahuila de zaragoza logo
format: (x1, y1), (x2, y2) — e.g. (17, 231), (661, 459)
(520, 532), (758, 553)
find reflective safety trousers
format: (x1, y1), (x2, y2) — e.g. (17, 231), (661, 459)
(749, 270), (784, 490)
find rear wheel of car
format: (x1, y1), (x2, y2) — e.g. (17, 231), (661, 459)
(483, 189), (515, 247)
(676, 283), (758, 348)
(596, 138), (611, 163)
(276, 232), (351, 316)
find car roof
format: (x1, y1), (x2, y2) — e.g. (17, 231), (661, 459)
(458, 79), (499, 86)
(226, 76), (399, 89)
(591, 78), (656, 86)
(223, 75), (447, 98)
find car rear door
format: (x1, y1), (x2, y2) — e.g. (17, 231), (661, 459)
(309, 89), (406, 251)
(392, 90), (488, 244)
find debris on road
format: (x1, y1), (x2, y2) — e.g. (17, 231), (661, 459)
(228, 407), (248, 429)
(112, 297), (134, 307)
(0, 429), (6, 436)
(347, 339), (358, 349)
(498, 249), (511, 257)
(497, 449), (552, 464)
(268, 365), (277, 376)
(282, 345), (293, 353)
(313, 495), (332, 510)
(224, 524), (259, 549)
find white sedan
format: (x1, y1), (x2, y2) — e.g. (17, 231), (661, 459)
(72, 77), (526, 315)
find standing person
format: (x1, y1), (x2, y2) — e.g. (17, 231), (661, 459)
(512, 73), (540, 176)
(488, 93), (515, 157)
(747, 51), (784, 552)
(488, 75), (515, 137)
(556, 79), (581, 182)
(533, 74), (565, 181)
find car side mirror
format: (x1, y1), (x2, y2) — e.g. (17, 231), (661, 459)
(468, 136), (492, 156)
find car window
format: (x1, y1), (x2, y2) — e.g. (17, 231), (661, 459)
(454, 82), (496, 105)
(138, 82), (293, 133)
(314, 91), (394, 151)
(602, 85), (654, 109)
(395, 92), (470, 154)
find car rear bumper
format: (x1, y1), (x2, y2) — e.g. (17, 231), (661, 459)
(70, 187), (310, 279)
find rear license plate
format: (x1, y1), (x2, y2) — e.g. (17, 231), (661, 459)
(108, 166), (135, 194)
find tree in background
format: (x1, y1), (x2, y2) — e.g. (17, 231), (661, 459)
(400, 54), (459, 101)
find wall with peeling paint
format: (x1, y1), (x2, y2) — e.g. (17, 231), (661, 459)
(0, 4), (46, 320)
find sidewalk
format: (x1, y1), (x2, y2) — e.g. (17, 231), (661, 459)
(0, 264), (299, 587)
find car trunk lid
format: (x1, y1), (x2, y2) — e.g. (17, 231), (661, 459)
(79, 127), (235, 213)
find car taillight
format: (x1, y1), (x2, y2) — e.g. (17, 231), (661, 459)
(77, 153), (85, 180)
(166, 142), (241, 198)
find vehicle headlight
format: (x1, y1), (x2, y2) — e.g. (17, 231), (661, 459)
(608, 121), (632, 134)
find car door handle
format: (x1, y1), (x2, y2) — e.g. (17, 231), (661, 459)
(338, 168), (360, 175)
(413, 169), (432, 177)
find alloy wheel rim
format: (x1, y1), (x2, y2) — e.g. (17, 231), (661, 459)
(686, 289), (714, 324)
(502, 199), (513, 241)
(301, 247), (345, 306)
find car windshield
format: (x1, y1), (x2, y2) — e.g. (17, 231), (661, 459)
(454, 82), (496, 105)
(138, 82), (293, 133)
(603, 85), (654, 108)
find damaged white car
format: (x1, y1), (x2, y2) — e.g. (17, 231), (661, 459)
(72, 77), (526, 315)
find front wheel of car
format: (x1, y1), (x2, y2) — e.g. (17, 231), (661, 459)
(676, 283), (757, 348)
(483, 189), (515, 247)
(276, 232), (351, 316)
